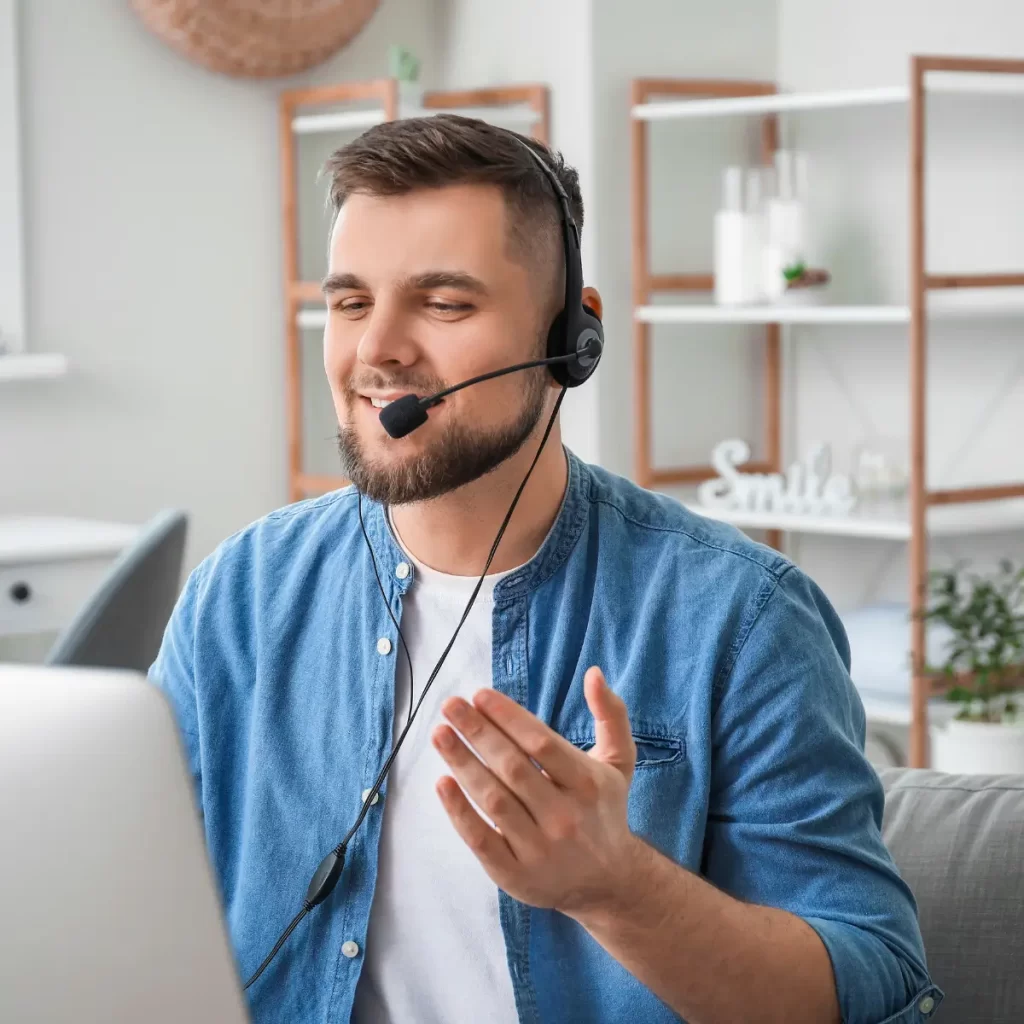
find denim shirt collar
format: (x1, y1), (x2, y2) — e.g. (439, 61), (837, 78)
(359, 447), (590, 606)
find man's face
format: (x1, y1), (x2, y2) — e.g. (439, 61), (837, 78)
(323, 183), (553, 505)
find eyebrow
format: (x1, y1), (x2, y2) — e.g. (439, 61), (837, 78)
(407, 271), (490, 295)
(321, 272), (366, 294)
(321, 270), (490, 296)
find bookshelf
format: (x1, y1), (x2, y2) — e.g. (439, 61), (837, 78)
(630, 56), (1024, 767)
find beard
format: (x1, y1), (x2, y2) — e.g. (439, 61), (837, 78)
(336, 366), (550, 506)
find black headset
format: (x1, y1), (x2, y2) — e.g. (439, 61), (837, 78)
(519, 141), (604, 388)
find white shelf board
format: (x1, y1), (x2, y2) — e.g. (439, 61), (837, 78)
(636, 292), (1024, 325)
(632, 74), (1024, 121)
(633, 86), (908, 121)
(297, 308), (327, 331)
(0, 353), (69, 382)
(292, 109), (385, 133)
(293, 104), (540, 135)
(636, 304), (908, 324)
(679, 497), (1024, 541)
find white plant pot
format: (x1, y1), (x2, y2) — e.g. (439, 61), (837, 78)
(931, 718), (1024, 775)
(397, 81), (424, 118)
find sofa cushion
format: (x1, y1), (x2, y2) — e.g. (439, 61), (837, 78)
(879, 769), (1024, 1023)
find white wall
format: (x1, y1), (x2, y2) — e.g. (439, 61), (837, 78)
(0, 0), (439, 570)
(777, 0), (1024, 608)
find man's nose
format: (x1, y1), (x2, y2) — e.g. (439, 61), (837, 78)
(355, 302), (418, 370)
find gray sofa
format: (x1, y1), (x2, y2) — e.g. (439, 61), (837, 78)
(879, 769), (1024, 1022)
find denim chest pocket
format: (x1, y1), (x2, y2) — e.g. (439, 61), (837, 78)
(568, 729), (686, 769)
(633, 735), (685, 768)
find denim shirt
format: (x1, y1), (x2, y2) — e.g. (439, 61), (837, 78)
(150, 451), (943, 1024)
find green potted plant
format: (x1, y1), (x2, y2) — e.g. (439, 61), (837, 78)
(388, 44), (422, 114)
(923, 559), (1024, 773)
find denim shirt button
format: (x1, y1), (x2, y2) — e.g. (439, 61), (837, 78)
(918, 995), (935, 1015)
(376, 636), (392, 655)
(341, 940), (360, 958)
(395, 562), (410, 580)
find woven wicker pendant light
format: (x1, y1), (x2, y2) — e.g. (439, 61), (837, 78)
(130, 0), (381, 79)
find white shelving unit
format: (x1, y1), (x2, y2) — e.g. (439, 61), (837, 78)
(630, 58), (1024, 767)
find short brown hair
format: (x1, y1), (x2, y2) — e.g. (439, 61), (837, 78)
(321, 114), (583, 315)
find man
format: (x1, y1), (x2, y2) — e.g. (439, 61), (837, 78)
(151, 115), (942, 1023)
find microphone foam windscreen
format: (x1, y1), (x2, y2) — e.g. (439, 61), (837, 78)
(379, 394), (429, 438)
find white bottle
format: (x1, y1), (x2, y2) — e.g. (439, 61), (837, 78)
(714, 166), (747, 306)
(763, 150), (807, 302)
(743, 168), (768, 304)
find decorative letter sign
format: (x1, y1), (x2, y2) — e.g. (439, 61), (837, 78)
(697, 439), (857, 516)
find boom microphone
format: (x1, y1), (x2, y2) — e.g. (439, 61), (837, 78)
(378, 341), (600, 439)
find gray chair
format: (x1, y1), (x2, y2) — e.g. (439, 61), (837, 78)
(879, 768), (1024, 1022)
(45, 510), (188, 673)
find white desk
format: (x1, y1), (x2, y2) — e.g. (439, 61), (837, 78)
(0, 517), (140, 638)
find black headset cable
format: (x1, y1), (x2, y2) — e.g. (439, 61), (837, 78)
(243, 386), (567, 991)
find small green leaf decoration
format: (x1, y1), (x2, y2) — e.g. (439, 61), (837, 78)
(783, 261), (807, 282)
(388, 44), (420, 83)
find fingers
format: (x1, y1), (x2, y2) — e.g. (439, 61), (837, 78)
(431, 723), (540, 858)
(465, 688), (591, 789)
(435, 775), (518, 885)
(584, 667), (636, 778)
(439, 696), (560, 814)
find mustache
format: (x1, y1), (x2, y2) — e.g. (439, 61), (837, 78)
(344, 372), (449, 396)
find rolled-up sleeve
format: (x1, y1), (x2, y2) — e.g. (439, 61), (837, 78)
(703, 565), (943, 1023)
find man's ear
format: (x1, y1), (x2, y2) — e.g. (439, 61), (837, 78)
(581, 286), (603, 321)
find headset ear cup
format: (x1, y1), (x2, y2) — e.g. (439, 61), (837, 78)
(546, 306), (604, 388)
(583, 302), (602, 323)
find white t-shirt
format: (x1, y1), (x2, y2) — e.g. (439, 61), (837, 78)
(351, 529), (521, 1024)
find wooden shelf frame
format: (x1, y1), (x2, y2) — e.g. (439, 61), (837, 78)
(279, 81), (550, 503)
(630, 77), (783, 549)
(907, 54), (1024, 767)
(631, 56), (1024, 768)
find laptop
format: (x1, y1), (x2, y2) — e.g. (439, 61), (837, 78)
(0, 664), (250, 1024)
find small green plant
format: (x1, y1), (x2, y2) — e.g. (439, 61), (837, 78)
(923, 559), (1024, 723)
(782, 260), (807, 282)
(388, 44), (420, 83)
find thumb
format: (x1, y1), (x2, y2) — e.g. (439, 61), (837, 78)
(584, 666), (635, 778)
